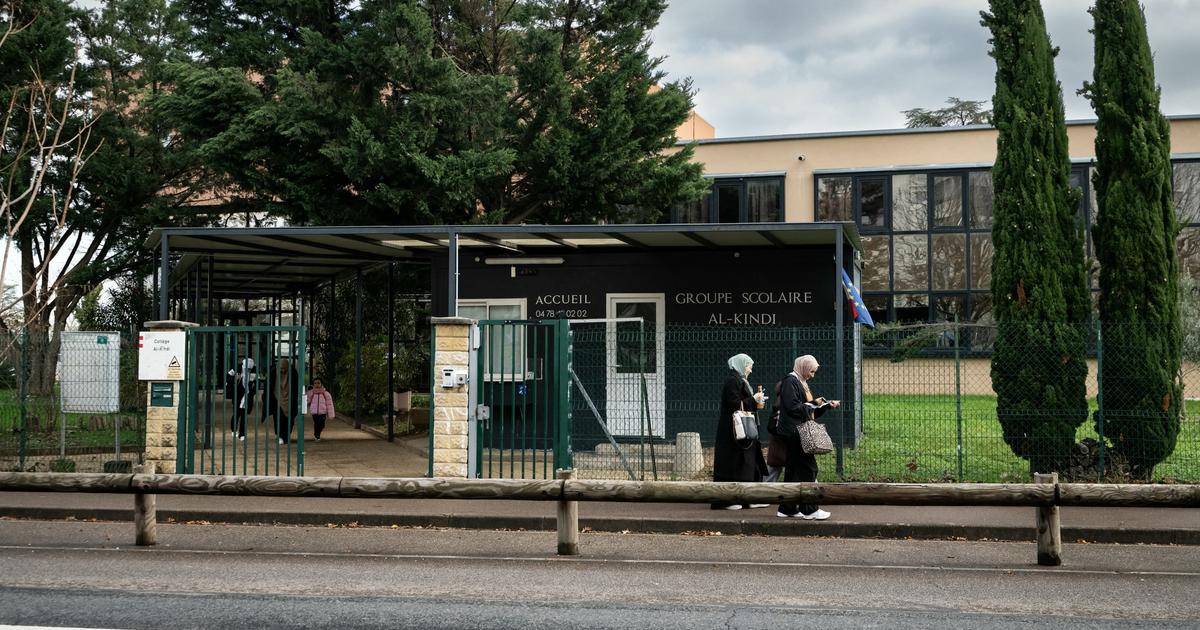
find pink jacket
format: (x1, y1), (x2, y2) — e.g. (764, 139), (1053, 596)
(307, 388), (335, 417)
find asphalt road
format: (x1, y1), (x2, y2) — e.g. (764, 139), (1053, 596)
(0, 519), (1197, 629)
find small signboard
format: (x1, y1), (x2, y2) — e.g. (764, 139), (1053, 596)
(138, 331), (187, 381)
(59, 331), (121, 413)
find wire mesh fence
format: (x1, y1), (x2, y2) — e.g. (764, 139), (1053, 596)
(565, 321), (1200, 483)
(0, 329), (145, 473)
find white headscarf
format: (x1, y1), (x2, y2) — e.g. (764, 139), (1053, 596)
(727, 353), (754, 396)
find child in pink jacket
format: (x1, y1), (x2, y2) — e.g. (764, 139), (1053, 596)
(306, 378), (336, 441)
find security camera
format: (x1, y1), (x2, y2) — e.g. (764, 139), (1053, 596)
(797, 154), (807, 161)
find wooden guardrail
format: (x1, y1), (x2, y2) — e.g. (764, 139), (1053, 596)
(2, 468), (1197, 565)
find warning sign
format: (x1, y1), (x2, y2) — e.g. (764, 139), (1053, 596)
(138, 331), (187, 380)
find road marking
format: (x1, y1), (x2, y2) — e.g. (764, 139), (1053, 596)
(2, 544), (1198, 577)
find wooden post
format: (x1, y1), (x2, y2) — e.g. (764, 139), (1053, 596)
(134, 463), (157, 546)
(1034, 472), (1061, 566)
(556, 469), (579, 556)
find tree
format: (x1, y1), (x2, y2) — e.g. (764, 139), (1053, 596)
(166, 0), (706, 226)
(2, 0), (216, 394)
(901, 97), (991, 128)
(981, 0), (1090, 474)
(1081, 0), (1180, 479)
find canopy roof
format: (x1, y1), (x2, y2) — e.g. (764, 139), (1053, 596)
(146, 222), (862, 298)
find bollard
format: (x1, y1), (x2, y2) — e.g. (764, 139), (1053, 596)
(556, 468), (579, 556)
(134, 463), (157, 546)
(1034, 472), (1061, 566)
(674, 432), (702, 476)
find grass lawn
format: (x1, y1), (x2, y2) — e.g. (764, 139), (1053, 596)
(828, 395), (1200, 483)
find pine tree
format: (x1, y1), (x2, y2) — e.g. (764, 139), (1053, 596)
(1082, 0), (1181, 479)
(981, 0), (1090, 474)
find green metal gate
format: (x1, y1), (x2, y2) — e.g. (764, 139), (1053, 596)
(472, 320), (570, 479)
(179, 326), (307, 476)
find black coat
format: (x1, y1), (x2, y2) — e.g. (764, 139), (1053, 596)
(712, 370), (767, 482)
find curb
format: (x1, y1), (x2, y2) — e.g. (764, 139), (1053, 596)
(3, 507), (1196, 545)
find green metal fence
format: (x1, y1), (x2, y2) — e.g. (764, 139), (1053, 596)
(472, 320), (570, 479)
(180, 326), (307, 476)
(563, 321), (1200, 483)
(0, 329), (145, 473)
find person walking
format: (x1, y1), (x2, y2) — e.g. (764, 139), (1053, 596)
(226, 358), (256, 441)
(777, 354), (840, 520)
(263, 357), (300, 445)
(711, 353), (770, 510)
(306, 377), (336, 442)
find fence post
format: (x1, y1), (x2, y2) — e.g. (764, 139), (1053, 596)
(134, 463), (157, 546)
(556, 468), (579, 556)
(1034, 472), (1061, 566)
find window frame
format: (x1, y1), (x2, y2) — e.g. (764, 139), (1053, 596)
(672, 175), (785, 223)
(458, 298), (528, 382)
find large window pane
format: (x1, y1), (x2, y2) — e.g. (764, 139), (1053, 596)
(1178, 226), (1200, 281)
(931, 234), (966, 289)
(615, 302), (657, 373)
(746, 179), (782, 222)
(969, 233), (993, 289)
(933, 294), (966, 323)
(968, 293), (996, 351)
(673, 193), (709, 223)
(894, 294), (928, 323)
(1175, 162), (1200, 225)
(861, 236), (891, 291)
(817, 177), (853, 221)
(716, 183), (740, 223)
(969, 171), (993, 229)
(891, 174), (926, 231)
(864, 295), (890, 325)
(860, 177), (887, 228)
(893, 234), (928, 291)
(934, 175), (963, 227)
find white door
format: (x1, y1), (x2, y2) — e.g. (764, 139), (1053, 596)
(605, 293), (665, 438)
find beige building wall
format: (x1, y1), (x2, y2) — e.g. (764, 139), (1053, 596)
(668, 116), (1200, 223)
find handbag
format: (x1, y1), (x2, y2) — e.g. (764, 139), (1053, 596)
(798, 418), (833, 454)
(731, 401), (759, 442)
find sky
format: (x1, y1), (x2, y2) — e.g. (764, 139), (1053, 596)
(648, 0), (1200, 138)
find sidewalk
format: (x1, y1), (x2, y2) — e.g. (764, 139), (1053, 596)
(2, 418), (1197, 545)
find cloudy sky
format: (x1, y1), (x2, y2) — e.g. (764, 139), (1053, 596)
(648, 0), (1200, 138)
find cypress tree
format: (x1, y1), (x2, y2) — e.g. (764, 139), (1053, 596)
(981, 0), (1090, 474)
(1082, 0), (1181, 479)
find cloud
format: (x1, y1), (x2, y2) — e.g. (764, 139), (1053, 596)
(651, 0), (1200, 137)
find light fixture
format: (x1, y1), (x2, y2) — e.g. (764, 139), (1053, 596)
(484, 256), (564, 265)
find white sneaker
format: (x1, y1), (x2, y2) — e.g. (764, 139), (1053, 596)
(238, 435), (245, 442)
(747, 504), (770, 509)
(801, 509), (831, 521)
(723, 504), (743, 510)
(278, 438), (285, 445)
(776, 511), (801, 518)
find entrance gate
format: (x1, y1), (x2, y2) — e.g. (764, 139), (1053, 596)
(179, 326), (307, 476)
(470, 320), (570, 479)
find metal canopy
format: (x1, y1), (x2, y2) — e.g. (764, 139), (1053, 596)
(147, 222), (862, 299)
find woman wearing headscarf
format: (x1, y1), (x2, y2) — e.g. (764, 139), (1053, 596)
(226, 358), (256, 441)
(263, 357), (300, 445)
(711, 353), (769, 510)
(777, 354), (840, 520)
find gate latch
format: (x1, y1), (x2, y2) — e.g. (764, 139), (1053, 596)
(475, 405), (490, 423)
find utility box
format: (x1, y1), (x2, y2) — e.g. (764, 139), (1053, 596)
(59, 331), (121, 413)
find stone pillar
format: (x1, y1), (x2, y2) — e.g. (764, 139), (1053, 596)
(141, 320), (196, 474)
(430, 317), (474, 477)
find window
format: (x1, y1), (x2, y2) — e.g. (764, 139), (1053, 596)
(459, 299), (526, 380)
(672, 176), (783, 223)
(969, 171), (993, 229)
(893, 234), (928, 291)
(892, 174), (927, 231)
(934, 175), (964, 228)
(817, 177), (853, 221)
(1175, 161), (1200, 225)
(859, 177), (887, 228)
(860, 236), (891, 291)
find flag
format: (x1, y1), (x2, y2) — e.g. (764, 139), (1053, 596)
(840, 269), (875, 328)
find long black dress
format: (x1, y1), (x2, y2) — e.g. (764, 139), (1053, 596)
(711, 370), (768, 509)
